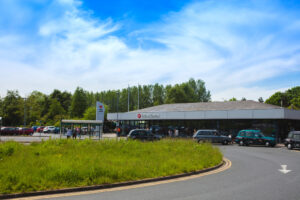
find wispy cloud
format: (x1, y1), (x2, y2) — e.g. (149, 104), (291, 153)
(0, 0), (299, 100)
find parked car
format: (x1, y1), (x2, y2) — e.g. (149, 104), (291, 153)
(53, 127), (60, 134)
(284, 131), (300, 150)
(18, 127), (34, 135)
(43, 126), (56, 133)
(193, 129), (231, 145)
(37, 126), (45, 133)
(0, 127), (19, 135)
(127, 129), (161, 141)
(235, 129), (276, 147)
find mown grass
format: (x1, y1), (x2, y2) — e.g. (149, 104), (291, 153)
(0, 139), (222, 194)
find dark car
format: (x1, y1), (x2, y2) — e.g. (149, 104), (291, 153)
(235, 129), (276, 147)
(192, 129), (231, 145)
(127, 129), (160, 141)
(284, 131), (300, 150)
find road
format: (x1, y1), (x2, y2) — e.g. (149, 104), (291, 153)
(40, 145), (300, 200)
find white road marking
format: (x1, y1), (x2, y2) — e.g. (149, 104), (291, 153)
(278, 165), (291, 174)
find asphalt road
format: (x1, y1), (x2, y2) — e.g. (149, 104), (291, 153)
(42, 145), (300, 200)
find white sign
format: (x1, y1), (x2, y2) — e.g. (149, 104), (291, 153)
(96, 102), (105, 122)
(137, 113), (160, 119)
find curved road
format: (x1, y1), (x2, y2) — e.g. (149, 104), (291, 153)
(34, 145), (300, 200)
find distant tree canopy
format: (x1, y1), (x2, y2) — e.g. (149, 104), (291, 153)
(0, 78), (211, 126)
(265, 86), (300, 109)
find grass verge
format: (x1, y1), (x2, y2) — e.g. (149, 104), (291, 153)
(0, 139), (222, 194)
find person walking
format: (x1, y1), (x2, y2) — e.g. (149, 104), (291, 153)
(66, 128), (72, 139)
(73, 128), (77, 139)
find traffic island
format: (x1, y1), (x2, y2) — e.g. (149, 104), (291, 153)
(0, 139), (224, 199)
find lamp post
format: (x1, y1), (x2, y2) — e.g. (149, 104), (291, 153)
(116, 91), (119, 137)
(0, 116), (2, 141)
(23, 98), (27, 135)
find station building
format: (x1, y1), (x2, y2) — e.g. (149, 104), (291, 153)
(107, 100), (300, 141)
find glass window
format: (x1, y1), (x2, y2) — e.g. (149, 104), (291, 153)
(246, 131), (253, 137)
(293, 134), (300, 140)
(240, 131), (246, 137)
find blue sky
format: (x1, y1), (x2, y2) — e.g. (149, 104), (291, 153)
(0, 0), (300, 101)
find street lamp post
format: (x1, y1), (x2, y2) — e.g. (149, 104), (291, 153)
(116, 91), (119, 137)
(23, 98), (27, 135)
(0, 116), (2, 141)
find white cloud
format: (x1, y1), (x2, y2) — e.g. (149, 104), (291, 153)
(0, 0), (299, 101)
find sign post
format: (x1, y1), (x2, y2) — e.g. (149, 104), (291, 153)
(96, 102), (105, 139)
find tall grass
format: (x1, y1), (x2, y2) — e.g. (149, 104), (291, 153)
(0, 139), (222, 194)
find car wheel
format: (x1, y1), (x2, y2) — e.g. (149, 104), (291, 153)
(287, 143), (293, 150)
(265, 141), (270, 147)
(239, 140), (244, 146)
(222, 140), (228, 145)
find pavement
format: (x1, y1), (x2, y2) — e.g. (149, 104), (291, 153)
(25, 144), (300, 200)
(0, 133), (118, 143)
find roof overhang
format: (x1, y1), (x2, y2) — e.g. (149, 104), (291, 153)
(61, 120), (103, 124)
(108, 108), (300, 121)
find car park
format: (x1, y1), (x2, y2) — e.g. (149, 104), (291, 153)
(235, 129), (276, 147)
(193, 129), (231, 145)
(284, 131), (300, 150)
(127, 129), (161, 141)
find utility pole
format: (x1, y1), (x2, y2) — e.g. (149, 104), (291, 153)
(138, 84), (140, 110)
(23, 98), (26, 127)
(117, 91), (119, 124)
(128, 85), (130, 112)
(23, 97), (26, 135)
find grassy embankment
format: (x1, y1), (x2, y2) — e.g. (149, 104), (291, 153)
(0, 139), (222, 194)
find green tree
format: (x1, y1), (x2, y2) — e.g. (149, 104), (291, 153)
(2, 90), (23, 126)
(166, 84), (187, 103)
(27, 91), (47, 126)
(47, 99), (65, 120)
(258, 97), (264, 103)
(83, 106), (96, 120)
(70, 87), (88, 118)
(229, 97), (237, 101)
(289, 97), (300, 110)
(265, 92), (288, 107)
(152, 84), (165, 106)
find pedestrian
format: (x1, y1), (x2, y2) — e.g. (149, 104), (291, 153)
(73, 128), (77, 139)
(66, 128), (72, 139)
(168, 129), (172, 137)
(175, 129), (179, 137)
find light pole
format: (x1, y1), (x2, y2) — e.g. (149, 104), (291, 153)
(116, 91), (119, 137)
(0, 116), (2, 141)
(23, 98), (27, 135)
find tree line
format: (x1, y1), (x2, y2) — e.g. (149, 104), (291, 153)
(0, 78), (211, 126)
(265, 86), (300, 109)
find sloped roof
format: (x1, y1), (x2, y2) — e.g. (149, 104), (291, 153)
(130, 100), (281, 113)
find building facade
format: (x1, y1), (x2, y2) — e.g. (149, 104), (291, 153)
(107, 101), (300, 141)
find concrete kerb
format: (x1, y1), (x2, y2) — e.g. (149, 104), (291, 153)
(0, 159), (229, 199)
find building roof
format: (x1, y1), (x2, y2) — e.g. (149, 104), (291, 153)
(130, 100), (281, 113)
(61, 120), (103, 124)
